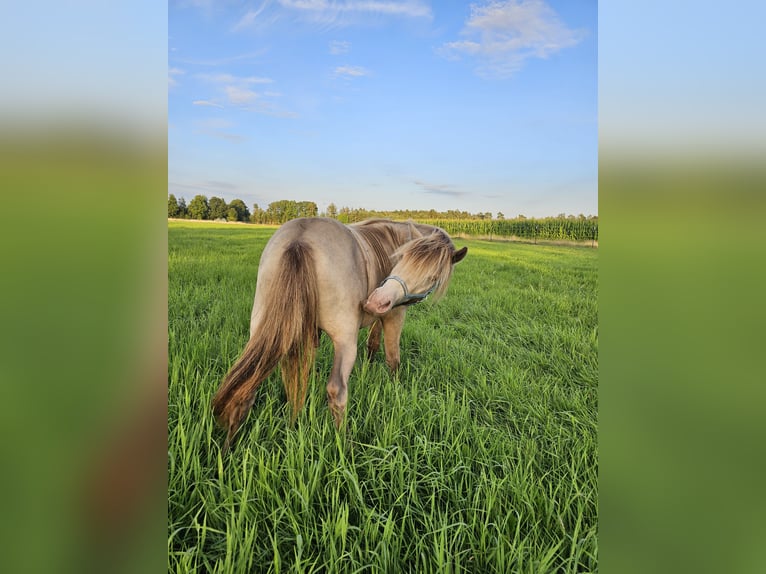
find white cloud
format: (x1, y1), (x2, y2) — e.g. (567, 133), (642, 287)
(186, 65), (296, 117)
(243, 102), (299, 119)
(232, 1), (273, 32)
(225, 85), (259, 104)
(279, 0), (327, 9)
(196, 73), (273, 85)
(168, 67), (185, 88)
(171, 51), (268, 67)
(191, 119), (247, 143)
(214, 86), (297, 118)
(193, 100), (224, 108)
(329, 40), (351, 55)
(440, 0), (585, 78)
(232, 10), (259, 32)
(204, 132), (247, 143)
(345, 1), (430, 17)
(195, 118), (235, 129)
(195, 73), (279, 107)
(278, 0), (431, 22)
(185, 0), (213, 8)
(334, 65), (370, 78)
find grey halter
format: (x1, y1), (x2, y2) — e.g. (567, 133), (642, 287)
(379, 275), (437, 307)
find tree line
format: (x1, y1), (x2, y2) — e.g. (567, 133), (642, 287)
(168, 194), (252, 222)
(169, 194), (597, 226)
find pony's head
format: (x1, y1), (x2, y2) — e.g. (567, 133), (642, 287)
(363, 230), (467, 316)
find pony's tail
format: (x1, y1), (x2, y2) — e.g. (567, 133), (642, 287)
(212, 241), (319, 452)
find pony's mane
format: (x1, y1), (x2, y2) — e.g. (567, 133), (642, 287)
(393, 229), (456, 299)
(353, 219), (415, 280)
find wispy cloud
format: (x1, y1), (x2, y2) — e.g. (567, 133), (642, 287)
(203, 131), (247, 142)
(197, 0), (431, 31)
(169, 67), (185, 88)
(169, 179), (243, 196)
(191, 72), (295, 115)
(183, 0), (214, 9)
(334, 65), (371, 78)
(196, 73), (272, 106)
(171, 50), (268, 67)
(278, 0), (431, 24)
(193, 100), (224, 108)
(413, 180), (468, 197)
(225, 85), (259, 104)
(329, 40), (351, 55)
(196, 73), (273, 85)
(439, 0), (585, 79)
(231, 1), (273, 32)
(190, 119), (246, 142)
(195, 118), (235, 129)
(243, 102), (299, 118)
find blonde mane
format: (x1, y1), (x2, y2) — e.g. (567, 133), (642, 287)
(392, 229), (456, 299)
(352, 219), (422, 281)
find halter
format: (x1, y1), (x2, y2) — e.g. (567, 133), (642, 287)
(379, 275), (437, 307)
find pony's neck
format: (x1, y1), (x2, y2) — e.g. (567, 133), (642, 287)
(350, 220), (418, 292)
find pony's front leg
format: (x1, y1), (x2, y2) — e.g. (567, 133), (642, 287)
(326, 331), (358, 428)
(381, 307), (406, 373)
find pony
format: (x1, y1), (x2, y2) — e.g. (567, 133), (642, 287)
(211, 217), (467, 451)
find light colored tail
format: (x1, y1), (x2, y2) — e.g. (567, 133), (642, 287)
(212, 241), (319, 451)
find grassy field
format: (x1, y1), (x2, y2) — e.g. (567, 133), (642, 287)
(168, 220), (598, 573)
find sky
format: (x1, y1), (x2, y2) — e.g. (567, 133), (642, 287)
(169, 0), (597, 218)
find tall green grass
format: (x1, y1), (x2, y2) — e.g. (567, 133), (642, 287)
(168, 221), (598, 573)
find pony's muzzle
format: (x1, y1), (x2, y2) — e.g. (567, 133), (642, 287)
(363, 284), (397, 315)
(363, 293), (393, 316)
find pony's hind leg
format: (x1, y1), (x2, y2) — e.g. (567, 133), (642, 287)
(366, 319), (382, 361)
(326, 331), (358, 428)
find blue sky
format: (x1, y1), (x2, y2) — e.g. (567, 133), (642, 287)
(169, 0), (597, 218)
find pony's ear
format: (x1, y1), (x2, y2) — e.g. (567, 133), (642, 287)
(452, 246), (468, 264)
(407, 221), (424, 239)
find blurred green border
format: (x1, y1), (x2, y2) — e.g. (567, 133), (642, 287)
(600, 153), (766, 573)
(1, 1), (765, 571)
(0, 132), (167, 574)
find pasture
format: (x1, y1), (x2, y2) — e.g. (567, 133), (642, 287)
(168, 220), (598, 573)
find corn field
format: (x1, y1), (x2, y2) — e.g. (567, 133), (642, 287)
(415, 218), (599, 243)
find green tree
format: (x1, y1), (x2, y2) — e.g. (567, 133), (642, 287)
(496, 212), (505, 220)
(226, 208), (238, 222)
(209, 196), (228, 220)
(326, 203), (337, 218)
(266, 200), (296, 224)
(168, 194), (180, 218)
(250, 203), (266, 224)
(297, 201), (318, 218)
(177, 197), (187, 218)
(228, 199), (250, 222)
(188, 195), (210, 220)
